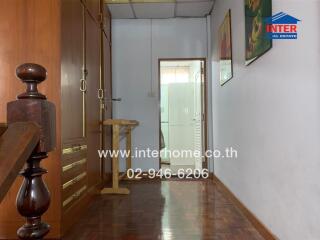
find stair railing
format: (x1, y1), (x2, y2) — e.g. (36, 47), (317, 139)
(0, 63), (56, 240)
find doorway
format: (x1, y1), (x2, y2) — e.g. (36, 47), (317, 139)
(159, 59), (207, 173)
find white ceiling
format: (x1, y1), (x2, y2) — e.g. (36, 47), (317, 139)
(106, 0), (215, 19)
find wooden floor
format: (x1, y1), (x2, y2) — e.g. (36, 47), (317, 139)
(63, 179), (264, 240)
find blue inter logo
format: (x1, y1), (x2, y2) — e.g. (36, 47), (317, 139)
(265, 12), (301, 40)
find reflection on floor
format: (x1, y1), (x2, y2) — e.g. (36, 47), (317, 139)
(161, 164), (195, 174)
(63, 179), (264, 240)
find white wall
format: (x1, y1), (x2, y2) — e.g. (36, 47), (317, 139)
(211, 0), (320, 239)
(112, 18), (211, 171)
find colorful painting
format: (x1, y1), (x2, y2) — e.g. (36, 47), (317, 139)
(245, 0), (272, 65)
(219, 9), (233, 86)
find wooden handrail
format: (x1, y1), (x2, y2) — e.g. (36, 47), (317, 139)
(0, 123), (7, 136)
(0, 122), (40, 203)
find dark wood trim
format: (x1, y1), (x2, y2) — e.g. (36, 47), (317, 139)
(213, 175), (278, 240)
(158, 58), (208, 170)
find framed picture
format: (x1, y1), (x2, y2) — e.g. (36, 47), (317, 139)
(219, 9), (233, 86)
(245, 0), (272, 65)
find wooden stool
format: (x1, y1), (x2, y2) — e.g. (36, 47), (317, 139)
(101, 119), (139, 194)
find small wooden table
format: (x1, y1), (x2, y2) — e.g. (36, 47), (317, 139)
(101, 119), (139, 195)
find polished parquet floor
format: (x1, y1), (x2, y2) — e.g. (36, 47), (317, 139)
(63, 179), (264, 240)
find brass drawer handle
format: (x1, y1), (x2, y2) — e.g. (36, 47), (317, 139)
(80, 145), (87, 150)
(73, 192), (81, 198)
(63, 172), (87, 189)
(63, 185), (87, 207)
(62, 158), (87, 172)
(62, 145), (87, 155)
(72, 145), (81, 152)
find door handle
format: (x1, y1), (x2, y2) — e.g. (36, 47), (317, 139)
(105, 98), (122, 102)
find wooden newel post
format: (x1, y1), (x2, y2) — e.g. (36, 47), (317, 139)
(7, 63), (56, 240)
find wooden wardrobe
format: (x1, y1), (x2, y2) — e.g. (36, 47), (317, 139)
(0, 0), (112, 239)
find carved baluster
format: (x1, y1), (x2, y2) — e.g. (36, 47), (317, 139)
(7, 63), (56, 240)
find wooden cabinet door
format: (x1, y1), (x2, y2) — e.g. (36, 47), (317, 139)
(61, 1), (90, 234)
(85, 2), (101, 189)
(61, 0), (84, 141)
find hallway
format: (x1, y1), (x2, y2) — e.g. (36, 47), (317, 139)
(63, 180), (264, 240)
(1, 0), (318, 239)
